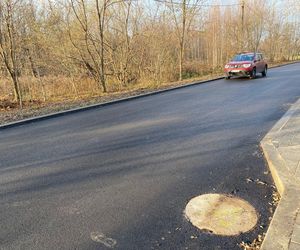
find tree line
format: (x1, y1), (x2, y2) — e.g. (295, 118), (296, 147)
(0, 0), (299, 105)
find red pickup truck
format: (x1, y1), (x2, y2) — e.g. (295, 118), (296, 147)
(224, 52), (268, 79)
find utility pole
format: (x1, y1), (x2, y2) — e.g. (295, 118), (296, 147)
(241, 0), (245, 51)
(179, 0), (186, 81)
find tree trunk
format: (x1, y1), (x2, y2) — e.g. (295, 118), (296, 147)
(11, 72), (23, 108)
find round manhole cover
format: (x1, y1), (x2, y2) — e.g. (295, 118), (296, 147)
(185, 194), (258, 236)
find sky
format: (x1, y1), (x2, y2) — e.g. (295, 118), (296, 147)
(145, 0), (299, 19)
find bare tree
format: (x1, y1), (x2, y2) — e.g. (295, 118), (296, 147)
(162, 0), (204, 81)
(243, 0), (267, 52)
(0, 0), (22, 107)
(68, 0), (131, 93)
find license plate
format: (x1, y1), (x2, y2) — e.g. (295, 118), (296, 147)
(231, 69), (240, 72)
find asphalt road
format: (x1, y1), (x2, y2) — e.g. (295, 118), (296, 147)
(1, 63), (300, 250)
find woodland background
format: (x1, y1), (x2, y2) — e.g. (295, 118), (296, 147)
(0, 0), (299, 108)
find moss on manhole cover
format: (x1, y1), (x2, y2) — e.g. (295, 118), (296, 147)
(185, 194), (258, 236)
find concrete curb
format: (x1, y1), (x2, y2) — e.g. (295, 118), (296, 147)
(268, 61), (300, 69)
(1, 61), (299, 130)
(261, 98), (300, 250)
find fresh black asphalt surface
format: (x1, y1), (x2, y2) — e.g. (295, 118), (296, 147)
(1, 63), (300, 250)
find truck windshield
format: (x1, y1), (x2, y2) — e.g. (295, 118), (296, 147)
(232, 54), (254, 61)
